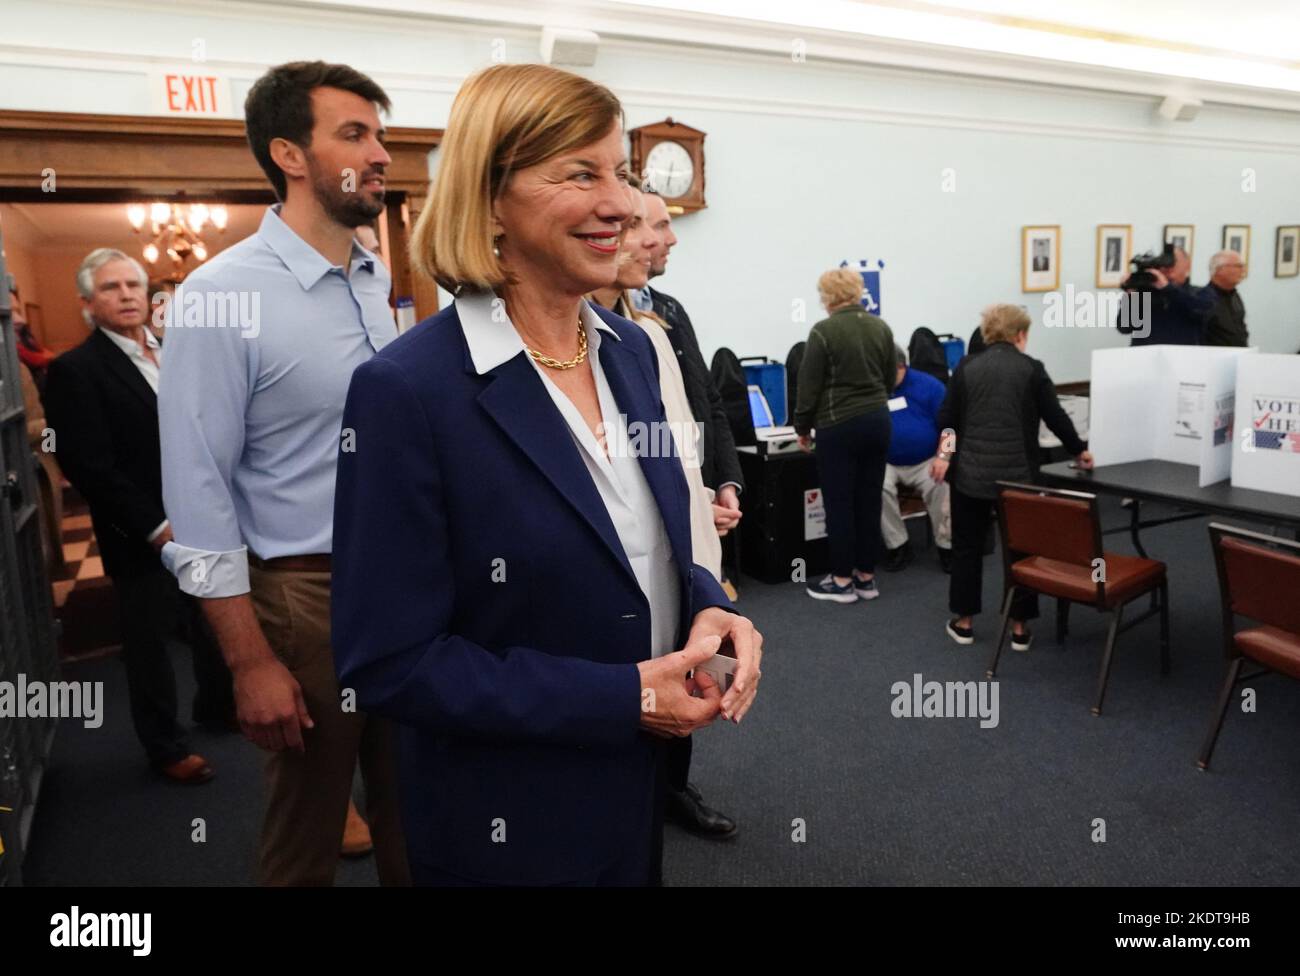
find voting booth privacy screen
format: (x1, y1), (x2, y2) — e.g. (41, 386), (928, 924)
(1089, 346), (1251, 488)
(1090, 347), (1300, 496)
(1233, 353), (1300, 498)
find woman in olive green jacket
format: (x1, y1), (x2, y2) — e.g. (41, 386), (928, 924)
(794, 268), (896, 603)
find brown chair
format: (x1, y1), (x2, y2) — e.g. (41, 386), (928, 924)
(987, 483), (1169, 715)
(1197, 523), (1300, 770)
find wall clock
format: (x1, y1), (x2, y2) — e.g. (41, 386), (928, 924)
(628, 118), (706, 213)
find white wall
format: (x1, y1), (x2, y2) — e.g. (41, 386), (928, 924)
(4, 0), (1300, 379)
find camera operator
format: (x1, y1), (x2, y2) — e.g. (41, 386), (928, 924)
(1117, 245), (1213, 346)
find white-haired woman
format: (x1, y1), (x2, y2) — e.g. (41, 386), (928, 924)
(931, 303), (1093, 649)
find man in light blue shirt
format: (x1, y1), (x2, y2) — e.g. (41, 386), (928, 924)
(158, 61), (407, 886)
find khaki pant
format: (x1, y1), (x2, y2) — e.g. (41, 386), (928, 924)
(249, 565), (409, 886)
(881, 459), (952, 551)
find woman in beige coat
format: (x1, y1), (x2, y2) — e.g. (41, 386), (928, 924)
(587, 186), (723, 582)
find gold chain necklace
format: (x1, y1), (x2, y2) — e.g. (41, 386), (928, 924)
(525, 322), (587, 370)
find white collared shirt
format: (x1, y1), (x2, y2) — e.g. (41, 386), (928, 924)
(456, 290), (681, 659)
(98, 326), (162, 393)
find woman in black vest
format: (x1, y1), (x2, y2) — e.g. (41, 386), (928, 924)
(931, 304), (1092, 648)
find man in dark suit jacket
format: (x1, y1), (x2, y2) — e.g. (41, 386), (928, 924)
(640, 191), (744, 841)
(43, 249), (232, 783)
(1200, 250), (1249, 346)
(647, 290), (744, 497)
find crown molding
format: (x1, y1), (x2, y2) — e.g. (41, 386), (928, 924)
(26, 0), (1300, 115)
(2, 38), (1297, 155)
(246, 0), (1300, 112)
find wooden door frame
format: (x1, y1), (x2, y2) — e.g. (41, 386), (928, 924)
(0, 109), (442, 318)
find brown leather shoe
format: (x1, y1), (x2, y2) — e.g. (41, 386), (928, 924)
(341, 799), (373, 858)
(159, 754), (214, 785)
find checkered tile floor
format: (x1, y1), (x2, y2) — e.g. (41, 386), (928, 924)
(51, 510), (106, 606)
(50, 490), (120, 658)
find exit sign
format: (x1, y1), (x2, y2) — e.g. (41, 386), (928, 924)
(149, 69), (233, 116)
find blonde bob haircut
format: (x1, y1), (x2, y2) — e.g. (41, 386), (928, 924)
(980, 303), (1032, 345)
(410, 63), (623, 293)
(817, 268), (864, 310)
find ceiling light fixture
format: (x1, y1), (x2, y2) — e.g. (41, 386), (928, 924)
(126, 201), (226, 271)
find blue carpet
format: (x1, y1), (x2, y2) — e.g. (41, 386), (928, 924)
(23, 498), (1300, 885)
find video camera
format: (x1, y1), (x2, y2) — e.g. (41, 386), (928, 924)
(1124, 243), (1177, 292)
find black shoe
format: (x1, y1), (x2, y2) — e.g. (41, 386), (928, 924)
(882, 543), (913, 572)
(946, 618), (975, 645)
(1011, 629), (1033, 653)
(938, 548), (952, 574)
(665, 783), (737, 840)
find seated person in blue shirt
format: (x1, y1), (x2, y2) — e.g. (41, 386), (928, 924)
(880, 345), (951, 572)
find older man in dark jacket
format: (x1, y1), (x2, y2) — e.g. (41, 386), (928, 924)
(637, 190), (743, 842)
(1200, 250), (1249, 346)
(44, 248), (233, 783)
(933, 304), (1092, 650)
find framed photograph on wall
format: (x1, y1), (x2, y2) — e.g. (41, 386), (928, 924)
(1276, 226), (1299, 278)
(1095, 224), (1132, 288)
(1163, 224), (1195, 263)
(1222, 224), (1251, 277)
(1022, 225), (1060, 292)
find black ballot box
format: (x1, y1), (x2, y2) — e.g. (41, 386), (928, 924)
(737, 448), (830, 584)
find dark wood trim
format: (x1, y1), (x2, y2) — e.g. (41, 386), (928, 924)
(0, 109), (442, 311)
(0, 109), (441, 196)
(385, 198), (415, 303)
(405, 195), (441, 322)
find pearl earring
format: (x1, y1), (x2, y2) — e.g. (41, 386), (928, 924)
(493, 237), (502, 258)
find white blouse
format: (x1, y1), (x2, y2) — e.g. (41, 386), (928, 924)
(457, 291), (682, 659)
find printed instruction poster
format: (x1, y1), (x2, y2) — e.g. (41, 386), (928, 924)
(1174, 381), (1206, 440)
(804, 488), (827, 541)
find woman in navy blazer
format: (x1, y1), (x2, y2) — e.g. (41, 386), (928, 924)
(332, 64), (763, 885)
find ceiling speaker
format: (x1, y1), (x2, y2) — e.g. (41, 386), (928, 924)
(541, 27), (599, 66)
(1158, 95), (1202, 122)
